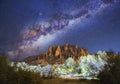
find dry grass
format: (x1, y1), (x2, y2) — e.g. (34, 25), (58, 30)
(42, 78), (100, 84)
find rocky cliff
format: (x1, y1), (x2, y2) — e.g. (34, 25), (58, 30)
(23, 44), (89, 66)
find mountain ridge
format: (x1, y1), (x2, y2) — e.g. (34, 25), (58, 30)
(23, 44), (89, 66)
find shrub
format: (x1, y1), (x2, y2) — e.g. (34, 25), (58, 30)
(0, 55), (43, 84)
(98, 53), (120, 84)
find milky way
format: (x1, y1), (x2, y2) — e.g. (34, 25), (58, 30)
(7, 0), (120, 59)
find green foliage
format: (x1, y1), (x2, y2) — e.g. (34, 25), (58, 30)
(65, 57), (76, 69)
(98, 53), (120, 84)
(0, 55), (43, 84)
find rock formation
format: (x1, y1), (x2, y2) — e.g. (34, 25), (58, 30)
(23, 44), (89, 66)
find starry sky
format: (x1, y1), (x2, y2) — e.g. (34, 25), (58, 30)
(0, 0), (120, 59)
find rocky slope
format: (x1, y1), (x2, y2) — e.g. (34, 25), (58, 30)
(23, 44), (89, 66)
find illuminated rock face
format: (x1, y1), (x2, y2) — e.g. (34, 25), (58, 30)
(55, 46), (61, 57)
(23, 44), (89, 65)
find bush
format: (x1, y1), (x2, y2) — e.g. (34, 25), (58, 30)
(0, 55), (43, 84)
(98, 53), (120, 84)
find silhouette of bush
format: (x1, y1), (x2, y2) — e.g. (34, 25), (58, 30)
(98, 52), (120, 84)
(0, 55), (43, 84)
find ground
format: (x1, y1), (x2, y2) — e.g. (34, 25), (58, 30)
(42, 78), (100, 84)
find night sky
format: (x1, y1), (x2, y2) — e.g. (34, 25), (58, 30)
(0, 0), (120, 59)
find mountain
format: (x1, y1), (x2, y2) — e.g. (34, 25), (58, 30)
(23, 44), (89, 66)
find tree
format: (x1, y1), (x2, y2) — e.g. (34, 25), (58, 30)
(78, 51), (107, 78)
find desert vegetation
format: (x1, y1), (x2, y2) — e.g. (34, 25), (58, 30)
(0, 56), (43, 84)
(0, 50), (120, 84)
(98, 51), (120, 84)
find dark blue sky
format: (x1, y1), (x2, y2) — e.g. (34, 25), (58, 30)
(0, 0), (120, 57)
(54, 4), (120, 52)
